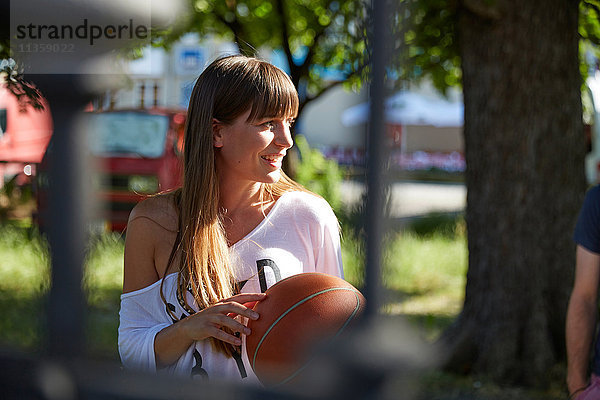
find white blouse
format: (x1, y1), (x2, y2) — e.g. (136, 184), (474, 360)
(118, 191), (344, 382)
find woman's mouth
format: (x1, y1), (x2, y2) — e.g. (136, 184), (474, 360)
(261, 154), (285, 166)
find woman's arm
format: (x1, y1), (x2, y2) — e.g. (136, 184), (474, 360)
(119, 203), (173, 371)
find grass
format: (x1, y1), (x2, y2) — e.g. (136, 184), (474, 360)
(0, 224), (125, 360)
(83, 233), (125, 360)
(383, 231), (467, 341)
(342, 213), (468, 341)
(0, 224), (50, 352)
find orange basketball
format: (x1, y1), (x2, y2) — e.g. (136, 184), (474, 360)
(246, 272), (365, 387)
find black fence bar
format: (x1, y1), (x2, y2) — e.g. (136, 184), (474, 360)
(364, 0), (389, 319)
(33, 74), (92, 358)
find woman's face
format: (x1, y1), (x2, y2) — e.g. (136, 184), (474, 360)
(213, 108), (295, 186)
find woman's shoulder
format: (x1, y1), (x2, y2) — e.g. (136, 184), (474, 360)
(278, 190), (336, 220)
(123, 192), (179, 294)
(279, 190), (326, 205)
(128, 192), (179, 233)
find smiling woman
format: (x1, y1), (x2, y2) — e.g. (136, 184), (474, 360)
(118, 55), (344, 383)
(213, 109), (295, 186)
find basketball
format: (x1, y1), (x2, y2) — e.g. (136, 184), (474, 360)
(246, 272), (365, 387)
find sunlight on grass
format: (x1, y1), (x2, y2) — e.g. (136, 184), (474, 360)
(384, 232), (467, 317)
(341, 228), (365, 288)
(0, 225), (49, 350)
(83, 233), (125, 359)
(84, 233), (124, 302)
(0, 225), (125, 357)
(0, 225), (50, 293)
(343, 229), (467, 317)
(342, 216), (468, 341)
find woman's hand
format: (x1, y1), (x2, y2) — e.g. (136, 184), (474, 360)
(181, 293), (267, 346)
(155, 292), (266, 368)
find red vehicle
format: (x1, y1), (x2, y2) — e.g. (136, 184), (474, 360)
(87, 108), (186, 232)
(37, 107), (186, 233)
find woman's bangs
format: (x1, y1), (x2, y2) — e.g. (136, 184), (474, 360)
(247, 68), (299, 122)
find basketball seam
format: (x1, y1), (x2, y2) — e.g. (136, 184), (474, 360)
(251, 287), (362, 386)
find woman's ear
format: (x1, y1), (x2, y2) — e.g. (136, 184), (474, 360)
(212, 118), (224, 148)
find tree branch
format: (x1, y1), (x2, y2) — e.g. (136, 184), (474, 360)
(302, 80), (344, 108)
(461, 0), (502, 20)
(580, 31), (600, 47)
(302, 22), (333, 77)
(215, 13), (255, 55)
(299, 60), (368, 114)
(274, 0), (298, 84)
(301, 2), (341, 77)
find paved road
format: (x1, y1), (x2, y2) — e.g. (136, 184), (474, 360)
(340, 180), (466, 218)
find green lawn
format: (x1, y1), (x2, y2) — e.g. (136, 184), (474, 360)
(342, 216), (468, 341)
(0, 223), (50, 352)
(0, 225), (125, 359)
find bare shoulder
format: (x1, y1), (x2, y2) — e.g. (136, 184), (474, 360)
(128, 193), (179, 232)
(123, 193), (179, 293)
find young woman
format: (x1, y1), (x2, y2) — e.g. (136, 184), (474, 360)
(118, 55), (343, 382)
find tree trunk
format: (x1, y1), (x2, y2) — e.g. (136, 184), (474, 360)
(441, 0), (587, 386)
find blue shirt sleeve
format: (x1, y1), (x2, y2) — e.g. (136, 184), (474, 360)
(574, 185), (600, 254)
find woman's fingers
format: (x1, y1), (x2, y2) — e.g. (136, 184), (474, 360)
(212, 314), (251, 336)
(183, 294), (266, 343)
(223, 293), (267, 304)
(214, 301), (259, 320)
(218, 293), (266, 320)
(242, 301), (258, 309)
(207, 325), (242, 346)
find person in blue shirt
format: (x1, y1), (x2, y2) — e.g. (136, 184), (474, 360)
(567, 185), (600, 399)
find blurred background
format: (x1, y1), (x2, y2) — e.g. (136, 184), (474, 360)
(1, 0), (600, 399)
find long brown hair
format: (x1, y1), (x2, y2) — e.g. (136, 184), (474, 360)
(164, 55), (309, 356)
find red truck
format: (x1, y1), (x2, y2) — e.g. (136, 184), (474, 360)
(85, 108), (186, 232)
(37, 107), (186, 233)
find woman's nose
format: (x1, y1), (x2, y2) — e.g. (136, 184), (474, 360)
(274, 122), (294, 149)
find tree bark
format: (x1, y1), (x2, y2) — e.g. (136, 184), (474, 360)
(441, 0), (588, 386)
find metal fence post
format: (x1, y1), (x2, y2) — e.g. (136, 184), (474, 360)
(364, 0), (390, 319)
(32, 74), (91, 359)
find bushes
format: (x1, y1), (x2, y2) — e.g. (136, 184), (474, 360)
(407, 212), (466, 239)
(293, 135), (344, 212)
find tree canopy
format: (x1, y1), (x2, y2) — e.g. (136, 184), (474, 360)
(153, 0), (369, 115)
(149, 0), (600, 115)
(398, 0), (600, 94)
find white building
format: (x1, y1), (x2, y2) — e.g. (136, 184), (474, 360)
(102, 34), (239, 109)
